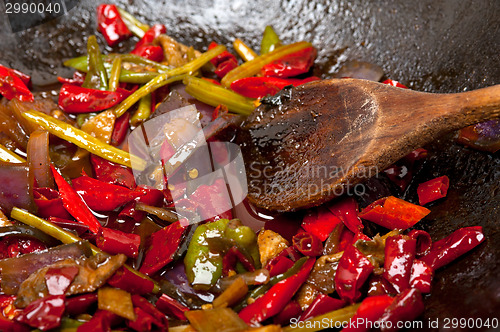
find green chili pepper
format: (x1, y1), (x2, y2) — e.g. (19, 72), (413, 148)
(83, 35), (109, 90)
(108, 57), (122, 92)
(224, 225), (260, 269)
(185, 219), (230, 290)
(220, 41), (312, 88)
(183, 76), (255, 115)
(130, 94), (152, 126)
(260, 25), (282, 55)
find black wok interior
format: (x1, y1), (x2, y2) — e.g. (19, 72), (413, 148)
(0, 0), (499, 330)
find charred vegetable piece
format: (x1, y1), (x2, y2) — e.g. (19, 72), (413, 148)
(420, 226), (485, 271)
(359, 196), (430, 230)
(96, 4), (132, 46)
(335, 245), (374, 303)
(50, 165), (101, 234)
(383, 235), (416, 293)
(261, 46), (317, 78)
(239, 257), (315, 326)
(140, 221), (187, 275)
(72, 174), (142, 212)
(0, 65), (33, 102)
(15, 294), (66, 331)
(417, 175), (450, 205)
(96, 227), (141, 258)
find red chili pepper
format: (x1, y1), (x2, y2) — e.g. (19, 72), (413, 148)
(222, 246), (256, 276)
(383, 235), (416, 293)
(420, 226), (485, 271)
(44, 266), (79, 295)
(359, 196), (430, 230)
(266, 255), (294, 277)
(338, 227), (355, 253)
(265, 246), (303, 271)
(0, 317), (29, 332)
(203, 77), (222, 86)
(335, 245), (374, 303)
(33, 187), (72, 220)
(407, 229), (432, 256)
(96, 227), (140, 258)
(377, 288), (424, 332)
(417, 175), (450, 205)
(132, 45), (164, 63)
(58, 84), (132, 114)
(0, 65), (33, 102)
(15, 295), (66, 331)
(208, 41), (236, 67)
(409, 259), (433, 294)
(96, 4), (132, 46)
(189, 178), (233, 222)
(326, 197), (364, 234)
(128, 295), (168, 332)
(76, 309), (122, 332)
(110, 112), (130, 146)
(261, 46), (317, 78)
(293, 232), (323, 256)
(90, 154), (136, 189)
(273, 300), (302, 326)
(50, 165), (102, 234)
(208, 42), (239, 79)
(343, 295), (394, 332)
(72, 175), (143, 212)
(239, 257), (315, 326)
(0, 237), (47, 259)
(299, 294), (345, 322)
(1, 65), (31, 87)
(155, 294), (189, 321)
(230, 76), (320, 99)
(299, 206), (340, 242)
(383, 148), (428, 192)
(64, 293), (98, 316)
(57, 71), (86, 86)
(139, 221), (187, 275)
(108, 266), (155, 294)
(133, 24), (166, 51)
(119, 186), (164, 222)
(48, 217), (90, 236)
(382, 79), (408, 89)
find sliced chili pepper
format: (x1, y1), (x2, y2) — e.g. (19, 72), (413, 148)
(57, 71), (86, 86)
(222, 246), (256, 276)
(189, 178), (233, 222)
(208, 41), (236, 67)
(367, 275), (397, 297)
(97, 4), (132, 46)
(238, 257), (315, 326)
(338, 227), (355, 253)
(96, 227), (140, 258)
(203, 77), (222, 86)
(132, 45), (164, 62)
(45, 266), (79, 295)
(343, 295), (394, 332)
(420, 226), (485, 271)
(76, 309), (122, 332)
(382, 79), (408, 89)
(230, 76), (320, 99)
(133, 24), (166, 52)
(0, 65), (33, 102)
(64, 293), (98, 316)
(1, 65), (31, 87)
(58, 84), (132, 114)
(155, 294), (189, 321)
(407, 229), (432, 256)
(273, 300), (302, 326)
(383, 148), (428, 192)
(107, 266), (155, 294)
(208, 42), (239, 79)
(326, 197), (364, 234)
(140, 221), (187, 275)
(335, 245), (374, 303)
(261, 46), (317, 78)
(128, 295), (168, 332)
(119, 186), (164, 222)
(293, 232), (323, 256)
(302, 207), (342, 242)
(90, 154), (136, 189)
(377, 288), (424, 332)
(266, 255), (294, 277)
(0, 317), (29, 332)
(417, 175), (450, 205)
(383, 235), (416, 293)
(359, 196), (430, 230)
(299, 293), (345, 322)
(409, 259), (433, 294)
(50, 165), (102, 234)
(48, 217), (90, 236)
(15, 295), (66, 331)
(110, 112), (130, 146)
(33, 187), (72, 220)
(72, 175), (143, 212)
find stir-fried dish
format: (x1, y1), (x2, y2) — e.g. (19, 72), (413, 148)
(0, 4), (498, 332)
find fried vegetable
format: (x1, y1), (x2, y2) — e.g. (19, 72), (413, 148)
(257, 229), (289, 267)
(98, 287), (136, 321)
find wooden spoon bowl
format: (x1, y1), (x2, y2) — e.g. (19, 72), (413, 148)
(238, 79), (500, 211)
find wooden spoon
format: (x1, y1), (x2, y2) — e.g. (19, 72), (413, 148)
(237, 79), (500, 211)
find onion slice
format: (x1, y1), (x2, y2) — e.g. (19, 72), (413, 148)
(27, 130), (54, 188)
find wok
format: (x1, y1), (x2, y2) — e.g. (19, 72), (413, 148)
(0, 0), (499, 330)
